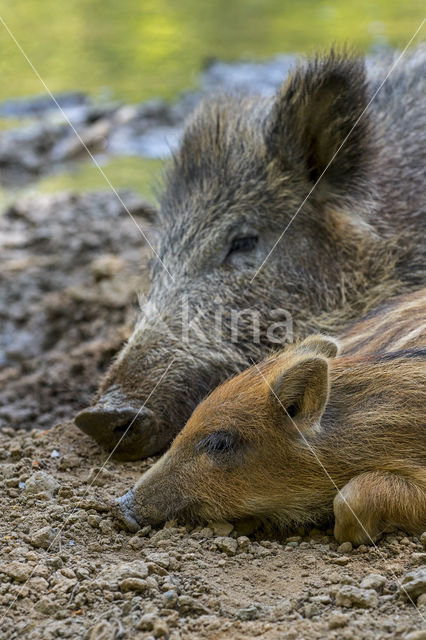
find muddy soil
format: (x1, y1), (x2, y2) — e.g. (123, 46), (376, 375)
(0, 190), (154, 432)
(0, 190), (425, 639)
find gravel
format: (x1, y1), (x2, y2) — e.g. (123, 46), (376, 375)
(400, 568), (426, 601)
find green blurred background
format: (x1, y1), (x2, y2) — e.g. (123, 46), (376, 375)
(0, 0), (424, 201)
(0, 0), (424, 102)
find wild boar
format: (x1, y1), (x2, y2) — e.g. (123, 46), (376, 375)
(115, 333), (426, 544)
(75, 48), (426, 460)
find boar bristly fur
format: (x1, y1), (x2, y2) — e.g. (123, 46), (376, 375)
(76, 48), (426, 459)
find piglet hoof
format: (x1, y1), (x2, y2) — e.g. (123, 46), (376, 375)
(333, 487), (380, 546)
(112, 490), (141, 532)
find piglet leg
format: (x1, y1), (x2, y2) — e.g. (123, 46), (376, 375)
(333, 470), (426, 545)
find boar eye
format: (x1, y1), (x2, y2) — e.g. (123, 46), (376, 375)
(227, 235), (258, 256)
(196, 430), (242, 461)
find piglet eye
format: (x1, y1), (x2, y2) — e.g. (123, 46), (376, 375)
(197, 430), (242, 462)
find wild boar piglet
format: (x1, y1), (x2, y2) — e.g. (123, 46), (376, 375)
(116, 335), (426, 544)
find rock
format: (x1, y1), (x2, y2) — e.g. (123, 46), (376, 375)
(97, 560), (149, 589)
(401, 568), (426, 601)
(360, 573), (386, 591)
(153, 619), (169, 638)
(335, 585), (379, 608)
(75, 566), (90, 581)
(119, 577), (148, 592)
(209, 520), (234, 536)
(178, 595), (210, 615)
(332, 556), (350, 566)
(328, 613), (349, 629)
(34, 597), (59, 615)
(411, 553), (426, 566)
(4, 561), (31, 582)
(237, 536), (250, 551)
(30, 526), (56, 549)
(420, 532), (426, 548)
(215, 536), (238, 556)
(87, 620), (116, 640)
(128, 536), (145, 550)
(25, 471), (59, 497)
(337, 542), (353, 554)
(311, 594), (331, 605)
(85, 466), (113, 487)
(270, 600), (292, 620)
(57, 486), (74, 499)
(46, 556), (63, 570)
(405, 630), (426, 640)
(137, 613), (156, 631)
(236, 605), (258, 620)
(418, 594), (426, 606)
(28, 576), (49, 591)
(144, 553), (170, 569)
(162, 589), (178, 608)
(328, 571), (341, 583)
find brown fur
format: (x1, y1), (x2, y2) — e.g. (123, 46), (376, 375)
(340, 287), (426, 356)
(116, 329), (425, 544)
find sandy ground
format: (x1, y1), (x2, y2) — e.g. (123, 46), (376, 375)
(1, 191), (426, 639)
(0, 421), (425, 640)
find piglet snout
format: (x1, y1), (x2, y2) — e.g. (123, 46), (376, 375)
(113, 489), (141, 532)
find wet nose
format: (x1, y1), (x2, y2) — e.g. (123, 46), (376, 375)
(74, 405), (159, 460)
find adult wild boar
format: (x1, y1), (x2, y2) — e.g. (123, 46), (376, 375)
(75, 48), (426, 460)
(115, 334), (426, 544)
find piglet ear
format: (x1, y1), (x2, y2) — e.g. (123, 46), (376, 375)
(271, 356), (330, 429)
(297, 334), (340, 359)
(266, 51), (373, 198)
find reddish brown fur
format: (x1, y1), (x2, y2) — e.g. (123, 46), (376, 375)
(116, 320), (425, 543)
(340, 287), (426, 356)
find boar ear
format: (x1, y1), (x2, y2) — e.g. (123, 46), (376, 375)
(271, 356), (329, 428)
(267, 52), (371, 196)
(298, 334), (340, 359)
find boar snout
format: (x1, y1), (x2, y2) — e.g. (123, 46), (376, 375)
(74, 405), (161, 461)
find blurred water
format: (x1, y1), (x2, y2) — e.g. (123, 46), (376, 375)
(0, 0), (423, 202)
(0, 0), (424, 103)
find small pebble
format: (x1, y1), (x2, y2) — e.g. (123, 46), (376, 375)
(335, 585), (379, 608)
(328, 613), (348, 629)
(360, 573), (386, 591)
(337, 541), (353, 554)
(30, 526), (56, 550)
(4, 561), (31, 582)
(25, 471), (59, 497)
(401, 568), (426, 601)
(405, 630), (426, 640)
(215, 536), (238, 556)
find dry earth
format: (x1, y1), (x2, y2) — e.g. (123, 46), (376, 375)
(1, 191), (426, 639)
(0, 422), (425, 640)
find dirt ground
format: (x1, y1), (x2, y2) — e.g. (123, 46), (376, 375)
(1, 190), (425, 639)
(0, 421), (425, 640)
